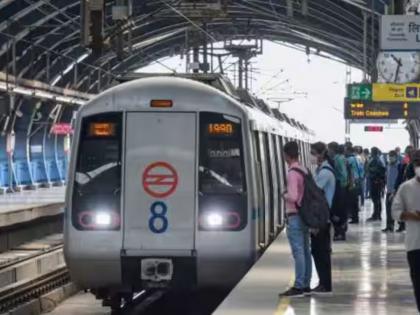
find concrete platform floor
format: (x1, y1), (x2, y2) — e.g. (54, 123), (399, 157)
(216, 203), (418, 315)
(0, 186), (65, 213)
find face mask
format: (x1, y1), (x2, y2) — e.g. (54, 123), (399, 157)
(416, 167), (420, 179)
(310, 154), (318, 164)
(389, 157), (397, 164)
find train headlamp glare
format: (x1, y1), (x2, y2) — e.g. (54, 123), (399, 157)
(206, 213), (224, 228)
(95, 212), (112, 226)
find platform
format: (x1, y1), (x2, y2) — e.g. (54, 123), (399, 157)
(0, 187), (65, 228)
(215, 204), (418, 315)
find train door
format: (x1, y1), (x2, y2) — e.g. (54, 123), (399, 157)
(252, 131), (265, 248)
(123, 112), (196, 253)
(267, 134), (279, 240)
(274, 135), (286, 229)
(258, 132), (271, 245)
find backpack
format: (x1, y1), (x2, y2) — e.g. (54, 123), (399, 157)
(290, 168), (331, 229)
(347, 156), (363, 193)
(321, 165), (341, 222)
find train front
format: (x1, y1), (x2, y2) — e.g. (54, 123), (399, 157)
(64, 77), (254, 297)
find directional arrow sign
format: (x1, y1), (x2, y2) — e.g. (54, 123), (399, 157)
(348, 84), (372, 101)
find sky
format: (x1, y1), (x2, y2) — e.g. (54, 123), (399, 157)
(139, 41), (410, 152)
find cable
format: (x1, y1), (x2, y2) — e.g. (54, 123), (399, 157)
(157, 0), (217, 42)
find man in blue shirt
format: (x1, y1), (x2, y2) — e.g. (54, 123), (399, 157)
(309, 142), (336, 295)
(382, 150), (400, 233)
(367, 147), (386, 221)
(345, 144), (364, 224)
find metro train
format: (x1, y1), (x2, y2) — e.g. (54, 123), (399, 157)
(64, 74), (313, 309)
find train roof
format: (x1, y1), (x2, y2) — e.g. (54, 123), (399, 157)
(110, 73), (314, 139)
(116, 72), (239, 99)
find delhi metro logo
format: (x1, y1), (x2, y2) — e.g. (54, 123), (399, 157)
(142, 161), (179, 198)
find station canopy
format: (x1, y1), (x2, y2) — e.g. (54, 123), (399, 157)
(0, 0), (390, 94)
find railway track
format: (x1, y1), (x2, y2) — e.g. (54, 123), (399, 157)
(0, 239), (69, 313)
(0, 266), (69, 312)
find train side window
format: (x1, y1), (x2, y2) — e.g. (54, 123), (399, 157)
(71, 112), (123, 231)
(279, 136), (288, 184)
(198, 112), (247, 231)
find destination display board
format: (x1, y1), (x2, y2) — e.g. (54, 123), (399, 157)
(343, 98), (420, 120)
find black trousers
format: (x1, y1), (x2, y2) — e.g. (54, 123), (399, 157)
(332, 186), (347, 237)
(408, 250), (420, 312)
(311, 224), (332, 291)
(385, 193), (394, 230)
(347, 188), (360, 222)
(370, 182), (383, 219)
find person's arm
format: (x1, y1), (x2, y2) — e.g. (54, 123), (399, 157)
(392, 187), (404, 221)
(284, 170), (299, 204)
(315, 169), (329, 191)
(392, 186), (420, 222)
(339, 158), (348, 184)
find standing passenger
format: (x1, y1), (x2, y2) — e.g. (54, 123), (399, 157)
(382, 150), (400, 233)
(367, 147), (386, 221)
(327, 142), (348, 241)
(345, 144), (364, 224)
(279, 141), (311, 298)
(355, 146), (366, 207)
(363, 148), (371, 199)
(392, 149), (420, 313)
(395, 145), (416, 232)
(309, 142), (335, 295)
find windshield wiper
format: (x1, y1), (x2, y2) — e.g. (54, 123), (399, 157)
(75, 162), (119, 185)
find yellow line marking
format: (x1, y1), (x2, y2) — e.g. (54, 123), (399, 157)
(274, 277), (294, 315)
(274, 297), (290, 315)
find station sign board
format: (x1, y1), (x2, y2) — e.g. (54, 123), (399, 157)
(364, 126), (383, 132)
(349, 119), (398, 124)
(373, 83), (420, 102)
(51, 123), (73, 135)
(343, 98), (419, 120)
(348, 84), (372, 101)
(381, 15), (420, 51)
(347, 83), (420, 102)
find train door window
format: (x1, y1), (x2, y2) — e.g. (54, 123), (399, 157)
(261, 133), (273, 243)
(258, 132), (270, 245)
(198, 112), (247, 231)
(274, 135), (285, 228)
(267, 134), (279, 239)
(253, 131), (265, 246)
(72, 113), (122, 231)
(280, 136), (288, 182)
(299, 141), (306, 166)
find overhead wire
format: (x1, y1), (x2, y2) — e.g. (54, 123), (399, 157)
(157, 0), (217, 42)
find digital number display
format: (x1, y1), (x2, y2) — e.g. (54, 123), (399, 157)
(364, 126), (383, 132)
(88, 123), (116, 137)
(207, 123), (234, 136)
(343, 98), (420, 120)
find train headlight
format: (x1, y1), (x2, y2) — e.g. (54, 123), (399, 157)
(95, 212), (112, 226)
(206, 212), (224, 228)
(78, 211), (120, 230)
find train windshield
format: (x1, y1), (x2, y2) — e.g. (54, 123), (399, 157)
(199, 112), (247, 231)
(71, 113), (122, 230)
(199, 113), (245, 194)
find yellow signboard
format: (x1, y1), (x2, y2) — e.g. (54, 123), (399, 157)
(373, 83), (420, 102)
